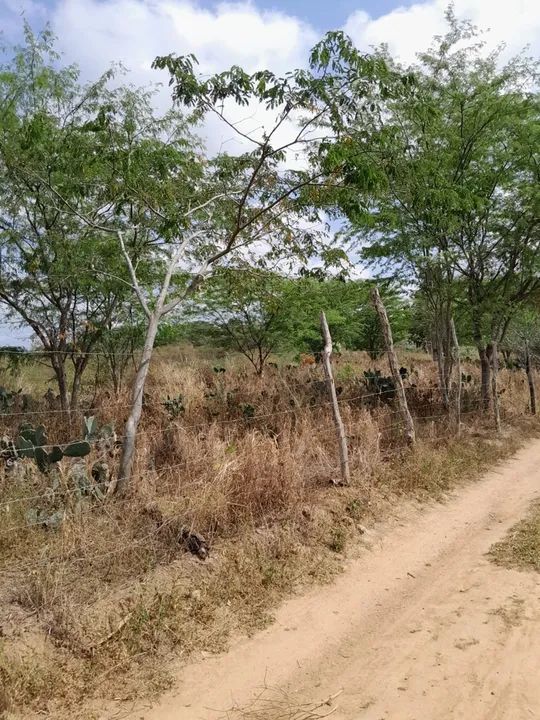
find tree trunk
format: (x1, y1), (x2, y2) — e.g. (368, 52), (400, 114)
(430, 333), (438, 362)
(320, 311), (350, 486)
(371, 287), (415, 445)
(69, 361), (86, 414)
(111, 359), (121, 396)
(478, 345), (491, 412)
(51, 355), (70, 417)
(450, 318), (461, 437)
(491, 341), (501, 433)
(525, 340), (536, 416)
(117, 313), (160, 494)
(443, 317), (454, 404)
(435, 327), (449, 409)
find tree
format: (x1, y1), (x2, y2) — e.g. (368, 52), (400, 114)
(503, 306), (540, 415)
(188, 267), (291, 375)
(38, 31), (391, 489)
(185, 272), (410, 366)
(280, 277), (408, 358)
(94, 311), (144, 396)
(320, 11), (540, 409)
(0, 27), (133, 413)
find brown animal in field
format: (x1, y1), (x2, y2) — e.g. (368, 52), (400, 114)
(299, 353), (316, 367)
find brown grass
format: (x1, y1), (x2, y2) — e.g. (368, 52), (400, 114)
(489, 500), (540, 573)
(0, 346), (538, 718)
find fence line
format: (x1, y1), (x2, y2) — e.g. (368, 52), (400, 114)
(0, 430), (454, 546)
(0, 343), (515, 359)
(0, 402), (134, 419)
(0, 404), (491, 574)
(0, 347), (139, 358)
(0, 484), (107, 511)
(0, 384), (461, 450)
(0, 403), (485, 517)
(381, 408), (481, 431)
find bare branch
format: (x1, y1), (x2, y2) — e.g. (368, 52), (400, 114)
(117, 231), (151, 320)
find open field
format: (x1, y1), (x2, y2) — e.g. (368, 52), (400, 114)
(1, 345), (539, 719)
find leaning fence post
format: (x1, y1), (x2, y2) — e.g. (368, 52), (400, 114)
(450, 317), (462, 437)
(320, 311), (350, 486)
(370, 287), (416, 445)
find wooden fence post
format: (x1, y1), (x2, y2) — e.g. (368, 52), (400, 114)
(370, 287), (416, 445)
(525, 340), (536, 415)
(320, 311), (350, 486)
(491, 340), (501, 433)
(450, 317), (461, 437)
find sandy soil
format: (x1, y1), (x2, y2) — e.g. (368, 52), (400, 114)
(118, 439), (540, 720)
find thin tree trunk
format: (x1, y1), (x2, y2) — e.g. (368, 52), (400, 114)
(491, 341), (501, 433)
(116, 314), (160, 494)
(111, 358), (121, 396)
(69, 362), (86, 413)
(430, 333), (438, 362)
(51, 355), (70, 417)
(371, 287), (416, 445)
(450, 318), (461, 437)
(320, 311), (350, 486)
(525, 340), (536, 416)
(435, 326), (449, 409)
(443, 317), (453, 404)
(478, 345), (491, 412)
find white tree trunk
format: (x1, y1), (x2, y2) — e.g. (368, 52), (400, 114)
(320, 311), (350, 486)
(116, 313), (161, 493)
(371, 287), (416, 445)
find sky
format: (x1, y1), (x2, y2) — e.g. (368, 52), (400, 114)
(1, 0), (539, 346)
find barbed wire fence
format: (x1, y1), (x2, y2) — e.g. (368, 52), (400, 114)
(0, 336), (527, 579)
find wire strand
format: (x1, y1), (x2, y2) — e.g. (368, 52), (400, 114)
(0, 385), (458, 448)
(0, 404), (485, 515)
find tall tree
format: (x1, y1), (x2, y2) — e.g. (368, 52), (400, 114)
(0, 27), (133, 413)
(39, 32), (391, 489)
(320, 11), (540, 409)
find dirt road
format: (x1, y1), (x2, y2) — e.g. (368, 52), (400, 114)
(126, 440), (540, 720)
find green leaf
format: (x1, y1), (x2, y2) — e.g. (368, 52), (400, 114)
(63, 441), (91, 458)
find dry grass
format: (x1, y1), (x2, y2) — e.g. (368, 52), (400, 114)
(221, 686), (345, 720)
(489, 500), (540, 573)
(0, 346), (538, 718)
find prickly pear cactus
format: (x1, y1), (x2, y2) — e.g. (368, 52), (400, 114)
(14, 423), (91, 473)
(83, 416), (114, 442)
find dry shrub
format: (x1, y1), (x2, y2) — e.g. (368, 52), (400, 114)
(499, 367), (531, 416)
(346, 408), (381, 478)
(147, 360), (207, 417)
(143, 412), (331, 538)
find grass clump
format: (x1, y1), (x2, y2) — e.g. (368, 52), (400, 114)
(489, 501), (540, 572)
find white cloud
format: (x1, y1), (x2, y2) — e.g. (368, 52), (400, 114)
(345, 0), (540, 65)
(50, 0), (314, 88)
(47, 0), (317, 152)
(44, 0), (538, 151)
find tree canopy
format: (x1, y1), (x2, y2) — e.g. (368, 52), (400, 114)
(0, 14), (538, 484)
